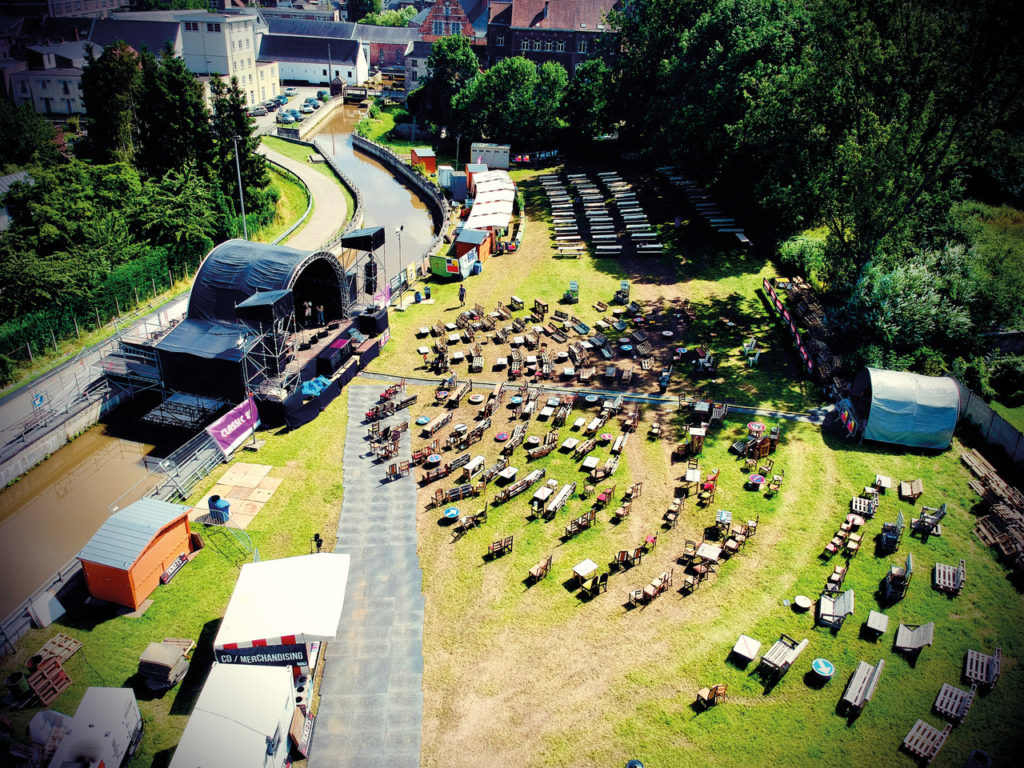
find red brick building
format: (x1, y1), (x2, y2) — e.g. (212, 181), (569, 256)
(421, 0), (489, 48)
(487, 0), (619, 73)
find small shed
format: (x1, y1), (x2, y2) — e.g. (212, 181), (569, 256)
(78, 498), (192, 610)
(437, 164), (454, 189)
(850, 367), (960, 450)
(455, 228), (493, 262)
(169, 664), (295, 768)
(451, 171), (468, 201)
(410, 147), (436, 174)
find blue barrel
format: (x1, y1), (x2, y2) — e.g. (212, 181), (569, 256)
(424, 286), (432, 299)
(209, 495), (230, 523)
(415, 291), (422, 303)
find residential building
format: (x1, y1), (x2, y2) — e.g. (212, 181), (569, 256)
(88, 18), (183, 57)
(47, 0), (124, 19)
(487, 0), (619, 74)
(258, 35), (365, 86)
(263, 16), (419, 71)
(10, 40), (89, 115)
(420, 0), (487, 48)
(403, 39), (431, 95)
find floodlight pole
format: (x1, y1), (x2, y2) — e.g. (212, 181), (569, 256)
(232, 135), (248, 240)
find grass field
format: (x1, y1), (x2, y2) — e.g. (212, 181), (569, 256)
(253, 164), (311, 244)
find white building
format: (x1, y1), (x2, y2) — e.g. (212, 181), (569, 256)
(258, 35), (366, 87)
(180, 11), (280, 106)
(9, 41), (89, 115)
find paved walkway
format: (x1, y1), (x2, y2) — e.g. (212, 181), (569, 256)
(259, 143), (348, 251)
(312, 384), (423, 768)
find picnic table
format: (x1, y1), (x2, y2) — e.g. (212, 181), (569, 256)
(685, 468), (702, 483)
(573, 559), (598, 585)
(562, 438), (579, 450)
(866, 610), (890, 635)
(540, 406), (555, 418)
(582, 456), (600, 470)
(533, 486), (554, 503)
(498, 466), (519, 481)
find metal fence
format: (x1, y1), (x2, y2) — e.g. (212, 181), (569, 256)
(950, 377), (1024, 467)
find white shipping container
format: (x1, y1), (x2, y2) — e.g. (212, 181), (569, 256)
(438, 165), (455, 189)
(470, 142), (510, 170)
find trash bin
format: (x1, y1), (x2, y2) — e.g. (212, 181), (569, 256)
(208, 495), (230, 523)
(414, 291), (422, 303)
(471, 261), (482, 275)
(6, 672), (29, 695)
(424, 285), (432, 300)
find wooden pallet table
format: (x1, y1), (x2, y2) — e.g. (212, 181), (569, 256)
(27, 656), (71, 706)
(35, 632), (82, 665)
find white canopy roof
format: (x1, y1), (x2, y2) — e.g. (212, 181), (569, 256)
(169, 664), (294, 768)
(465, 210), (512, 230)
(474, 187), (516, 204)
(854, 367), (960, 450)
(472, 169), (513, 189)
(214, 553), (350, 649)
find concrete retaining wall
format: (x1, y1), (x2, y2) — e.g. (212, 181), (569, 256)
(0, 388), (128, 488)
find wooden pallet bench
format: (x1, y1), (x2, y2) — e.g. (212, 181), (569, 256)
(902, 719), (952, 764)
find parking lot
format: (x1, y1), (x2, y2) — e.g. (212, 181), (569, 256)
(249, 84), (329, 134)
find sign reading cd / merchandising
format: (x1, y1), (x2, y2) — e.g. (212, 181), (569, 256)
(216, 643), (308, 667)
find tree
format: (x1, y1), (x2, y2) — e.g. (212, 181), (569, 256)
(360, 7), (417, 26)
(563, 58), (615, 143)
(80, 41), (143, 164)
(209, 75), (270, 226)
(0, 102), (58, 169)
(347, 0), (381, 22)
(452, 57), (566, 147)
(136, 43), (214, 180)
(138, 163), (221, 270)
(422, 34), (480, 127)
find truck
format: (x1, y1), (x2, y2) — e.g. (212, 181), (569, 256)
(469, 142), (511, 170)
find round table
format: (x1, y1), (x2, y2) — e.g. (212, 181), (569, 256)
(454, 423), (468, 434)
(747, 421), (766, 435)
(415, 416), (430, 425)
(495, 432), (509, 442)
(811, 658), (835, 680)
(426, 454), (442, 465)
(793, 594), (812, 611)
(435, 390), (449, 401)
(600, 433), (613, 442)
(556, 351), (569, 360)
(510, 396), (523, 405)
(526, 436), (541, 446)
(585, 395), (599, 405)
(846, 513), (865, 528)
(748, 473), (766, 489)
(621, 344), (633, 354)
(443, 507), (460, 520)
(675, 347), (688, 356)
(661, 330), (674, 338)
(468, 393), (485, 405)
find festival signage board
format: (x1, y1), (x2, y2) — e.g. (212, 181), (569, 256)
(206, 396), (260, 457)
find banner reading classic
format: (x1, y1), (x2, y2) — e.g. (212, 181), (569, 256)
(206, 396), (261, 456)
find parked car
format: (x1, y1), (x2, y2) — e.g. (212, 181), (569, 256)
(264, 100), (280, 112)
(248, 106), (267, 117)
(276, 112), (295, 124)
(284, 86), (298, 96)
(316, 90), (329, 100)
(287, 110), (305, 122)
(300, 104), (314, 114)
(274, 94), (288, 104)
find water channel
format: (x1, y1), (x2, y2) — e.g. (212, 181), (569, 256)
(0, 116), (435, 620)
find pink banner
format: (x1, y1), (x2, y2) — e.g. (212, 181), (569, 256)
(207, 397), (260, 456)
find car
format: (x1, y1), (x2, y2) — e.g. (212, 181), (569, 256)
(284, 86), (298, 96)
(316, 90), (329, 100)
(306, 100), (320, 109)
(287, 110), (305, 122)
(274, 95), (288, 104)
(300, 104), (314, 114)
(248, 106), (267, 117)
(264, 101), (280, 112)
(276, 112), (295, 124)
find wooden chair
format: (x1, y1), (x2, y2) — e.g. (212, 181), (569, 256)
(611, 550), (631, 571)
(627, 588), (645, 608)
(529, 554), (553, 583)
(757, 457), (774, 476)
(899, 478), (924, 502)
(680, 573), (699, 594)
(680, 540), (698, 564)
(399, 460), (410, 477)
(841, 660), (884, 714)
(583, 572), (609, 598)
(696, 683), (727, 709)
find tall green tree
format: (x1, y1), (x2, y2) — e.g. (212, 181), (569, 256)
(422, 34), (480, 128)
(80, 41), (143, 164)
(209, 75), (270, 226)
(136, 43), (214, 181)
(0, 102), (58, 169)
(563, 58), (615, 143)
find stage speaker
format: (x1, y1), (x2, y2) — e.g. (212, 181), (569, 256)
(357, 307), (389, 336)
(364, 262), (377, 295)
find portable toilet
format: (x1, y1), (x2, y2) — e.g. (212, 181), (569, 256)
(437, 164), (454, 189)
(452, 172), (468, 201)
(410, 147), (436, 174)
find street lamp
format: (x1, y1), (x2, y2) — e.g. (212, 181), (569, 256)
(232, 135), (248, 240)
(395, 225), (403, 267)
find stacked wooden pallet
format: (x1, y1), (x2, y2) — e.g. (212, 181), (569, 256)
(962, 448), (1024, 569)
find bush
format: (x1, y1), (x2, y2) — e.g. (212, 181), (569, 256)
(0, 354), (14, 387)
(355, 117), (373, 138)
(778, 235), (825, 276)
(990, 355), (1024, 403)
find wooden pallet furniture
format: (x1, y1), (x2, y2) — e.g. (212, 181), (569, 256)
(27, 657), (71, 706)
(933, 559), (966, 594)
(895, 622), (935, 654)
(964, 647), (1001, 689)
(902, 719), (952, 764)
(840, 659), (884, 714)
(818, 589), (855, 629)
(933, 682), (975, 723)
(759, 634), (809, 680)
(899, 478), (924, 501)
(34, 633), (82, 666)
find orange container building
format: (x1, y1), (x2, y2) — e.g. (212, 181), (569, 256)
(410, 147), (436, 174)
(77, 499), (193, 610)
